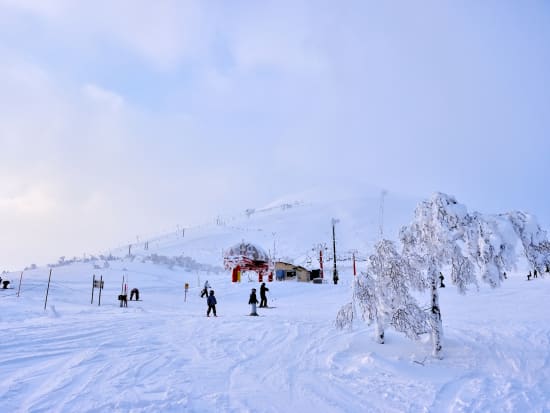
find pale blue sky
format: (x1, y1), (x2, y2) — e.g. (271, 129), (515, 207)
(1, 1), (549, 269)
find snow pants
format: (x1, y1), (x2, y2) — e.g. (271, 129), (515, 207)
(207, 304), (216, 316)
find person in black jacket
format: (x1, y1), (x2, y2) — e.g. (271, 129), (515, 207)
(249, 288), (259, 316)
(259, 282), (269, 308)
(207, 290), (217, 317)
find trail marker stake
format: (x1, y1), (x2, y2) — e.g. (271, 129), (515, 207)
(44, 268), (52, 310)
(17, 271), (23, 297)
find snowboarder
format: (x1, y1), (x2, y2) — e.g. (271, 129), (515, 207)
(207, 290), (217, 317)
(249, 288), (259, 316)
(259, 282), (269, 308)
(130, 288), (139, 301)
(201, 280), (211, 298)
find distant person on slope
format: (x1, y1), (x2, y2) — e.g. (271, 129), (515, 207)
(201, 280), (211, 298)
(259, 282), (269, 308)
(249, 288), (259, 316)
(130, 288), (139, 301)
(207, 290), (217, 317)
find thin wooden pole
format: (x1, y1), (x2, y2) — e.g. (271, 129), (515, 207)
(98, 275), (103, 306)
(44, 269), (52, 310)
(17, 271), (23, 297)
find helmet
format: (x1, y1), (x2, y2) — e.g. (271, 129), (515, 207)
(210, 290), (214, 295)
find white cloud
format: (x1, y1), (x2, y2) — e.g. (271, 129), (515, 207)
(82, 83), (125, 111)
(0, 0), (208, 70)
(0, 0), (67, 19)
(0, 185), (56, 217)
(227, 4), (328, 77)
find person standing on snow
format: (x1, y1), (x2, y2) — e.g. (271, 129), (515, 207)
(249, 288), (259, 316)
(259, 282), (269, 308)
(207, 290), (217, 317)
(201, 280), (211, 298)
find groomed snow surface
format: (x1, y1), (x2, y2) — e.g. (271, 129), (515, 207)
(1, 263), (549, 413)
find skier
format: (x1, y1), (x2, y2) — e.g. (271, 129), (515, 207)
(439, 272), (445, 288)
(201, 280), (211, 298)
(207, 290), (217, 317)
(259, 282), (269, 308)
(534, 269), (538, 278)
(118, 293), (128, 307)
(1, 277), (10, 289)
(527, 271), (532, 281)
(130, 288), (139, 301)
(249, 288), (259, 316)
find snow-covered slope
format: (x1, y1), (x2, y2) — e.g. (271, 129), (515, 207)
(1, 261), (549, 412)
(104, 186), (418, 272)
(1, 188), (549, 412)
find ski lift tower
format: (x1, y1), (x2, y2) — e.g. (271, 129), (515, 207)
(378, 190), (387, 239)
(332, 218), (340, 284)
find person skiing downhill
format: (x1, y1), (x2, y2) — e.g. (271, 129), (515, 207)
(249, 288), (259, 316)
(201, 280), (211, 298)
(207, 290), (217, 317)
(259, 282), (269, 308)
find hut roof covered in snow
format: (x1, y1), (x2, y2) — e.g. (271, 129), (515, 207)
(224, 242), (269, 262)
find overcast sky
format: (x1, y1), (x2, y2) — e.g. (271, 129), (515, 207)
(1, 1), (549, 270)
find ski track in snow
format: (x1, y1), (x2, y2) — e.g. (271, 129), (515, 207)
(1, 263), (550, 412)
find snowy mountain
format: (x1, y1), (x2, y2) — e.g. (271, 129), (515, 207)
(100, 185), (419, 274)
(1, 188), (549, 412)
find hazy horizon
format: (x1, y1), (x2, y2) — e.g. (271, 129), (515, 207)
(1, 1), (549, 270)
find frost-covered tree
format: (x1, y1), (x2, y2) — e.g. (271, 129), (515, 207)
(400, 192), (549, 357)
(505, 211), (550, 272)
(338, 192), (550, 359)
(337, 240), (428, 343)
(400, 193), (475, 357)
(461, 213), (517, 288)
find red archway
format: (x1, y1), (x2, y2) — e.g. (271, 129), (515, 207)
(224, 242), (273, 282)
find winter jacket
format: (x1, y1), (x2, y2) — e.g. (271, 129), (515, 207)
(207, 295), (217, 305)
(248, 292), (258, 305)
(260, 284), (269, 298)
